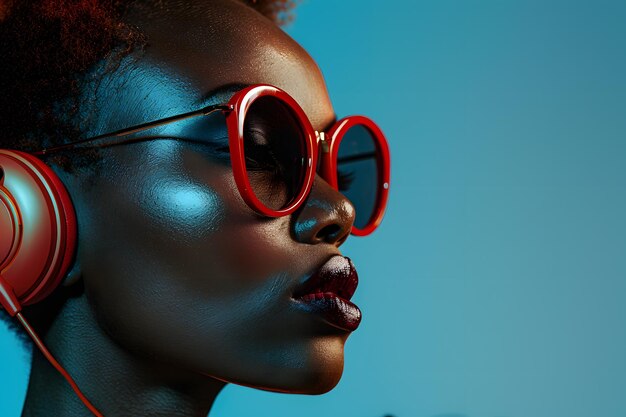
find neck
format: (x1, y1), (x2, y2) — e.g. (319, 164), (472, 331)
(20, 294), (225, 417)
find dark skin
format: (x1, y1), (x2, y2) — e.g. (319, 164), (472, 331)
(21, 1), (357, 416)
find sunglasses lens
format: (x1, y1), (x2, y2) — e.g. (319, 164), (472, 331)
(243, 96), (308, 211)
(336, 124), (380, 230)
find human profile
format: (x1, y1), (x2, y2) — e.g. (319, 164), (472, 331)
(0, 1), (390, 415)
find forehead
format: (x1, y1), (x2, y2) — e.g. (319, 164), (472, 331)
(121, 0), (335, 130)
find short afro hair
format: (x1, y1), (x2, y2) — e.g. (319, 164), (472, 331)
(0, 0), (298, 173)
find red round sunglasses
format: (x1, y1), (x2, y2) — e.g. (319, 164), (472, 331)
(33, 84), (390, 236)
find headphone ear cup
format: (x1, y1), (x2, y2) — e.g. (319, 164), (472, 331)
(0, 149), (77, 305)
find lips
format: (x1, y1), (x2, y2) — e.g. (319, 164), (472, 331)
(292, 255), (362, 332)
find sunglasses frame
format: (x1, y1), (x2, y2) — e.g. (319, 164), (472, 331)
(324, 115), (390, 236)
(32, 84), (390, 236)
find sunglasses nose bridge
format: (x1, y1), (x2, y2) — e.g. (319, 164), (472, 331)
(315, 131), (330, 153)
(313, 131), (334, 185)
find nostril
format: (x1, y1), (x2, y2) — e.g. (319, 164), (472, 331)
(315, 223), (342, 243)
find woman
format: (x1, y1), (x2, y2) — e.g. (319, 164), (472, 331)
(0, 0), (390, 415)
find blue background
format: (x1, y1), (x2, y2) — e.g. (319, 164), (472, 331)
(2, 1), (626, 416)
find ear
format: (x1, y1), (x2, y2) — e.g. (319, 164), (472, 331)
(62, 258), (83, 288)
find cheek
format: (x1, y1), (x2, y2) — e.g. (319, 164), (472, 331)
(75, 146), (346, 392)
(142, 178), (225, 233)
(214, 216), (295, 283)
(77, 147), (291, 356)
(77, 151), (233, 340)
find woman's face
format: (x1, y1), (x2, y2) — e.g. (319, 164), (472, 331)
(63, 0), (358, 394)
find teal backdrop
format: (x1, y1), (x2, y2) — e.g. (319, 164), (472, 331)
(2, 1), (626, 416)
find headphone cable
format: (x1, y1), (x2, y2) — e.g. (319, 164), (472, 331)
(0, 276), (104, 417)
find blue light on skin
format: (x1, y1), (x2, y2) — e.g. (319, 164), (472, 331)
(69, 58), (233, 234)
(293, 195), (354, 240)
(143, 178), (224, 232)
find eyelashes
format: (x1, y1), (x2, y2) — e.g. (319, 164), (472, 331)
(243, 130), (283, 172)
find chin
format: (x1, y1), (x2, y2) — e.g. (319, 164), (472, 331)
(253, 365), (345, 395)
(215, 340), (347, 395)
(285, 362), (345, 395)
(272, 337), (347, 395)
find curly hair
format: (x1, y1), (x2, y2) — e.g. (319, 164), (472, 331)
(0, 0), (298, 343)
(0, 0), (297, 173)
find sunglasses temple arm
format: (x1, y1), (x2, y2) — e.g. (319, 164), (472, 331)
(31, 104), (232, 155)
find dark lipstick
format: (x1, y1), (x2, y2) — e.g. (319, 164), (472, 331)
(292, 255), (361, 332)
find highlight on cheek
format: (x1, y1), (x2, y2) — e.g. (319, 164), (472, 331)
(144, 179), (226, 232)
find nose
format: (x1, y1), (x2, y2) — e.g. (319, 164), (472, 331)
(292, 175), (355, 246)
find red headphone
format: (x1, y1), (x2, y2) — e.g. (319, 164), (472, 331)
(0, 149), (103, 416)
